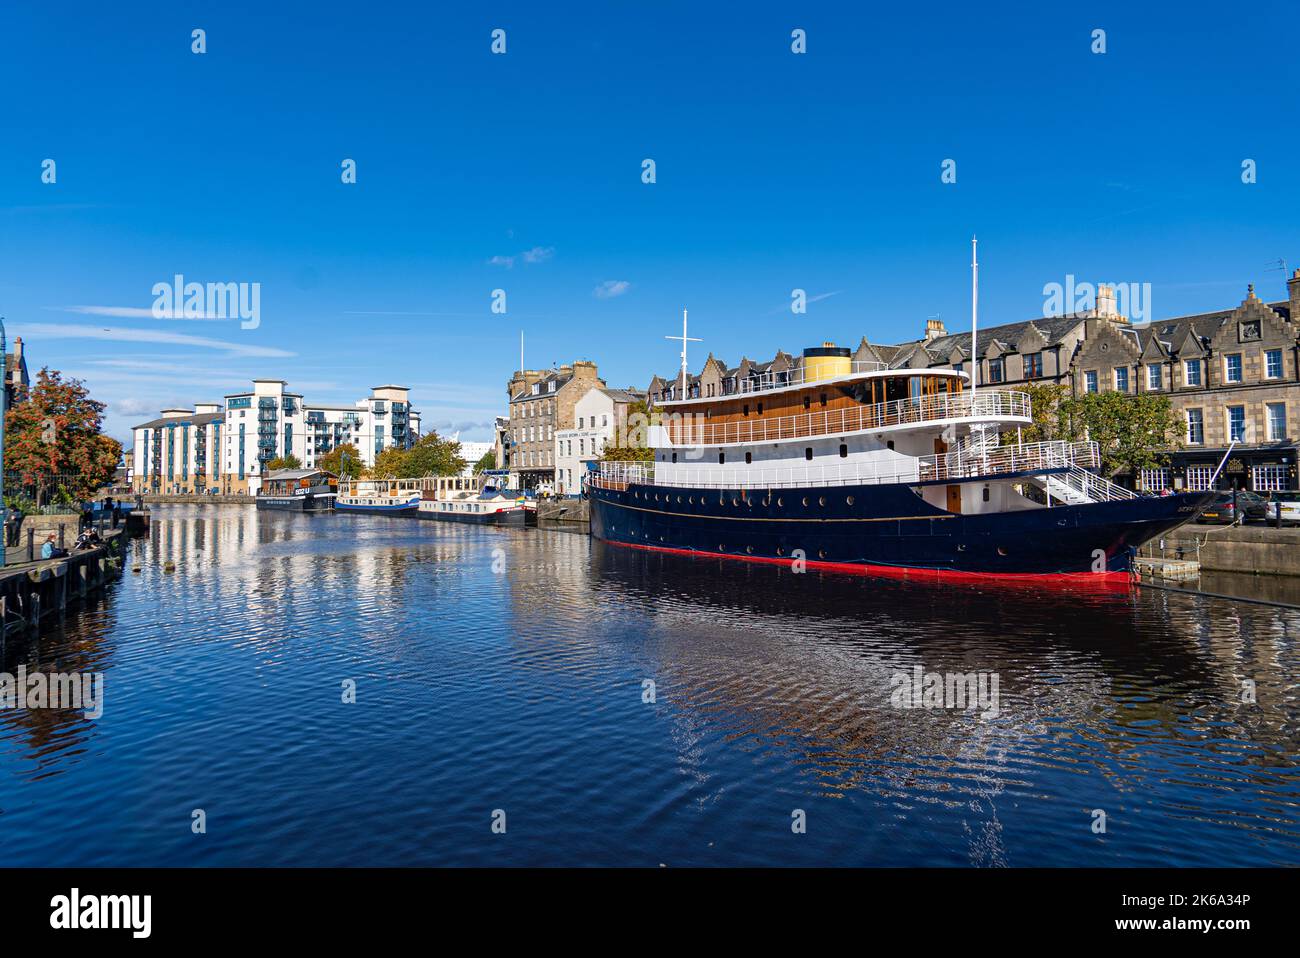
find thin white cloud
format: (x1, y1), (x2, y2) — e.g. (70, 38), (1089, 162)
(489, 245), (555, 269)
(594, 280), (631, 299)
(9, 323), (295, 358)
(49, 304), (238, 321)
(520, 246), (554, 264)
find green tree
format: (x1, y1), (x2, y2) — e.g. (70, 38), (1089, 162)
(1059, 392), (1182, 479)
(473, 450), (496, 473)
(316, 443), (365, 478)
(396, 432), (465, 478)
(266, 454), (302, 471)
(370, 446), (408, 479)
(5, 367), (122, 507)
(1015, 382), (1076, 445)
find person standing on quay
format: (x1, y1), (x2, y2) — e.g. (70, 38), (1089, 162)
(4, 503), (22, 548)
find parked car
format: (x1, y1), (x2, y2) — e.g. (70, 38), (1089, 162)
(1245, 491), (1300, 527)
(1196, 490), (1266, 524)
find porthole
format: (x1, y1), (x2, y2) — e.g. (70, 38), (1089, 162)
(997, 547), (1008, 556)
(818, 496), (826, 507)
(745, 545), (754, 554)
(732, 497), (740, 507)
(846, 495), (855, 505)
(676, 495), (683, 504)
(776, 546), (785, 556)
(802, 497), (809, 507)
(818, 549), (827, 559)
(718, 544), (726, 552)
(777, 497), (784, 507)
(762, 497), (770, 507)
(689, 497), (695, 505)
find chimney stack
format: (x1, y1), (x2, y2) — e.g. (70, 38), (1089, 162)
(1289, 268), (1300, 323)
(12, 337), (22, 362)
(924, 316), (946, 341)
(1094, 284), (1118, 318)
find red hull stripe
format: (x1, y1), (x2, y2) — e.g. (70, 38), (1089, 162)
(600, 537), (1135, 590)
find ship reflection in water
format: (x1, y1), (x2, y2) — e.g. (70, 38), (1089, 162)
(0, 506), (1296, 867)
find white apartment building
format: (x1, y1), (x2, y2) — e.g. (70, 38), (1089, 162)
(130, 403), (224, 494)
(132, 381), (421, 495)
(554, 388), (643, 495)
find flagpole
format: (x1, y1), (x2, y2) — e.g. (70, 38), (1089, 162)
(970, 236), (978, 405)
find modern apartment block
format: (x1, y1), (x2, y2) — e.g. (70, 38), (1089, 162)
(132, 381), (421, 494)
(131, 403), (225, 494)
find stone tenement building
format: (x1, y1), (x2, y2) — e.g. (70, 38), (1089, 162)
(647, 268), (1300, 492)
(505, 360), (604, 490)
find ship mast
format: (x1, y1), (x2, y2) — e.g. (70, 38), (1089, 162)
(666, 308), (701, 399)
(970, 235), (978, 404)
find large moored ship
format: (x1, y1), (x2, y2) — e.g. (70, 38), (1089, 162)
(586, 340), (1211, 582)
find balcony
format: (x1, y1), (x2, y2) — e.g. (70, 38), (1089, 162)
(591, 440), (1101, 492)
(661, 389), (1030, 447)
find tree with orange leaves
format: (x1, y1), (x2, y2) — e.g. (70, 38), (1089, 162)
(4, 368), (121, 507)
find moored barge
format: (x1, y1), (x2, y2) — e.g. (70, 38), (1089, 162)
(256, 469), (338, 512)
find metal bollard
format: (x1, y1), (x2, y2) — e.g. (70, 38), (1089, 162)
(26, 528), (33, 562)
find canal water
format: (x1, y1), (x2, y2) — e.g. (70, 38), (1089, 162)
(1, 505), (1296, 867)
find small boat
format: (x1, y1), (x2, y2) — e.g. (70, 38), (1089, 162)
(256, 469), (338, 512)
(335, 478), (422, 514)
(417, 475), (528, 525)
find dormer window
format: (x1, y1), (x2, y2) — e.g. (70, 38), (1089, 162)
(548, 382), (556, 392)
(532, 383), (540, 395)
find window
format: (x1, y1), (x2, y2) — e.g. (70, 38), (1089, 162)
(1266, 349), (1283, 379)
(839, 443), (848, 458)
(1146, 364), (1162, 390)
(805, 448), (813, 461)
(988, 358), (1004, 383)
(718, 452), (725, 465)
(1023, 352), (1043, 380)
(1225, 353), (1243, 383)
(1084, 370), (1098, 393)
(953, 362), (964, 374)
(1253, 465), (1289, 492)
(1228, 405), (1246, 441)
(1186, 465), (1213, 492)
(1184, 358), (1202, 387)
(1114, 367), (1129, 393)
(1140, 468), (1170, 492)
(1186, 408), (1204, 445)
(1267, 402), (1286, 441)
(744, 452), (752, 464)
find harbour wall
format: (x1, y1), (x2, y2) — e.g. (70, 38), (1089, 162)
(537, 498), (590, 528)
(1145, 525), (1300, 576)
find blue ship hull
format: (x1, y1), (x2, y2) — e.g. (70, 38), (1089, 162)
(588, 481), (1210, 581)
(335, 499), (420, 515)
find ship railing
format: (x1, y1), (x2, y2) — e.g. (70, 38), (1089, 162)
(731, 360), (887, 396)
(1054, 464), (1138, 502)
(588, 440), (1101, 491)
(663, 389), (1030, 446)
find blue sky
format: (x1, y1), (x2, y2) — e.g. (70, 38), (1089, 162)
(1, 1), (1296, 442)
